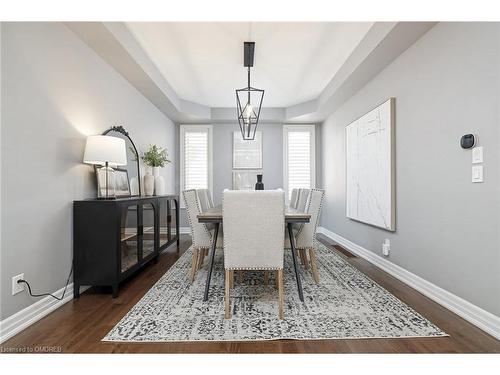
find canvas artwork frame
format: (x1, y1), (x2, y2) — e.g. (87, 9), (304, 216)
(345, 98), (395, 231)
(233, 131), (262, 169)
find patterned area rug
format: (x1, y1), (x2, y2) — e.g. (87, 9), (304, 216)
(103, 240), (446, 342)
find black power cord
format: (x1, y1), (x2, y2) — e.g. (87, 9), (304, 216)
(17, 265), (73, 301)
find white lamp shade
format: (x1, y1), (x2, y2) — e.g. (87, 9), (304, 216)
(83, 135), (127, 166)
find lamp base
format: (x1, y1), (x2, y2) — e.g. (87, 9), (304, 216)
(96, 164), (116, 199)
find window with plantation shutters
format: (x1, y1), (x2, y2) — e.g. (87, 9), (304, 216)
(283, 125), (316, 201)
(180, 125), (213, 205)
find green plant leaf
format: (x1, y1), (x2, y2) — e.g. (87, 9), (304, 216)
(141, 144), (171, 167)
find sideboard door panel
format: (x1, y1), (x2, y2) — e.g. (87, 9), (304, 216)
(158, 197), (179, 252)
(120, 204), (140, 274)
(142, 202), (156, 261)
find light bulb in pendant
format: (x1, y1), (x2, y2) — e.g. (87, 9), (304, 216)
(244, 104), (253, 122)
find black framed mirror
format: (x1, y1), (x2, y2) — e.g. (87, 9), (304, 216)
(102, 126), (141, 196)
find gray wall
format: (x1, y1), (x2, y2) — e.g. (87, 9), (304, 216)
(176, 123), (321, 227)
(320, 22), (500, 316)
(1, 23), (176, 319)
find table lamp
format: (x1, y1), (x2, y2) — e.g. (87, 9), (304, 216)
(83, 135), (127, 199)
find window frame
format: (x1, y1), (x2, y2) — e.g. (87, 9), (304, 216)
(179, 124), (213, 207)
(283, 124), (316, 202)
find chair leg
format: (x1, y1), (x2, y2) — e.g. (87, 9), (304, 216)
(278, 269), (284, 320)
(309, 248), (320, 284)
(229, 270), (234, 289)
(190, 248), (199, 283)
(264, 271), (269, 286)
(202, 248), (208, 266)
(201, 247), (207, 265)
(225, 270), (231, 319)
(197, 248), (204, 270)
(298, 249), (304, 265)
(299, 249), (309, 269)
(274, 271), (279, 289)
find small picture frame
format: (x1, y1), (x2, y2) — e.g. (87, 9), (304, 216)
(96, 167), (131, 198)
(114, 169), (131, 197)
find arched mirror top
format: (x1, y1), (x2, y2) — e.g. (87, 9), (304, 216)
(102, 126), (141, 196)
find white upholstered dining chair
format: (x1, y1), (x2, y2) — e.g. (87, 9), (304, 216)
(289, 188), (299, 209)
(223, 190), (285, 319)
(285, 188), (324, 283)
(182, 189), (222, 282)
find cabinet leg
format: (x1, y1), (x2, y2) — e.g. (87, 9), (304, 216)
(112, 284), (119, 298)
(73, 284), (80, 298)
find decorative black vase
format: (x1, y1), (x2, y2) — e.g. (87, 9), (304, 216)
(255, 174), (264, 190)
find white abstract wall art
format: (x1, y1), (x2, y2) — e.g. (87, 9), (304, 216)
(233, 131), (262, 169)
(345, 98), (395, 231)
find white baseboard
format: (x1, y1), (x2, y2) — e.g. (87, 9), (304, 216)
(317, 226), (500, 340)
(0, 283), (90, 344)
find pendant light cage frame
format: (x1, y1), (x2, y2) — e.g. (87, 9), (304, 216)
(236, 84), (264, 141)
(235, 42), (265, 141)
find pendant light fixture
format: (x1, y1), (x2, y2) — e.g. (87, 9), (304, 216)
(236, 41), (264, 140)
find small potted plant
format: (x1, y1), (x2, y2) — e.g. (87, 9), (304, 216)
(141, 144), (171, 196)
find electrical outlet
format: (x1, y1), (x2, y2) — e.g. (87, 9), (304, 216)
(382, 239), (390, 256)
(12, 273), (25, 295)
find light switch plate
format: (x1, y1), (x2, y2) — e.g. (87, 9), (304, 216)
(472, 146), (483, 164)
(472, 165), (483, 183)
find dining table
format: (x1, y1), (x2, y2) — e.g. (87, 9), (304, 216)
(197, 205), (311, 302)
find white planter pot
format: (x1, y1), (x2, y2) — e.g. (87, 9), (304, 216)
(144, 166), (155, 196)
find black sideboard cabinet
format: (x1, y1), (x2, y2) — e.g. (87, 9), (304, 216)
(73, 195), (179, 298)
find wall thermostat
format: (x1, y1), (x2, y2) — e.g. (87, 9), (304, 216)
(460, 134), (476, 149)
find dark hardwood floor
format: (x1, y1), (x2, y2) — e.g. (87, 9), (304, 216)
(1, 234), (499, 353)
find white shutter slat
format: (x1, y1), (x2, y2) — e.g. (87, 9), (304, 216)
(184, 131), (209, 191)
(286, 129), (313, 200)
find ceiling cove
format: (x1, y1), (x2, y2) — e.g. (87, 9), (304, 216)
(67, 22), (436, 123)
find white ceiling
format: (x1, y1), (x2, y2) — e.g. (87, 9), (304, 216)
(126, 22), (373, 108)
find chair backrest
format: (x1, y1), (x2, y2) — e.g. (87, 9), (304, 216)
(197, 189), (213, 212)
(223, 190), (285, 270)
(206, 189), (214, 207)
(296, 189), (324, 249)
(290, 188), (299, 209)
(182, 189), (212, 247)
(296, 188), (310, 212)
